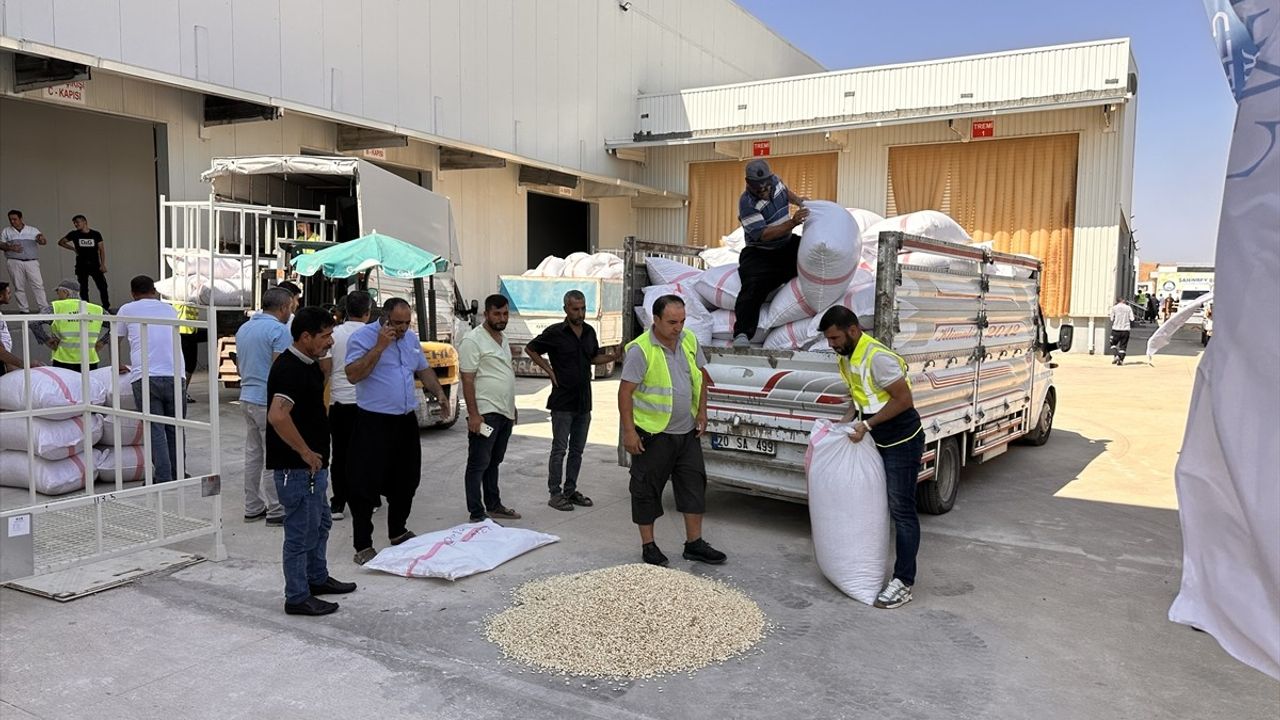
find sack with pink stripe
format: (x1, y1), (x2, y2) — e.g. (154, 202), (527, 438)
(0, 367), (110, 419)
(363, 519), (559, 580)
(98, 415), (147, 447)
(695, 264), (742, 309)
(94, 446), (149, 483)
(758, 278), (816, 330)
(795, 200), (860, 314)
(763, 315), (822, 351)
(645, 256), (703, 286)
(0, 450), (90, 495)
(0, 414), (103, 460)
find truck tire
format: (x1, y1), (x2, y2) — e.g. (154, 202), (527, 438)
(426, 392), (462, 431)
(1021, 389), (1056, 447)
(595, 360), (617, 379)
(917, 437), (960, 515)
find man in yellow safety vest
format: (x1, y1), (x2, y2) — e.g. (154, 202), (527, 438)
(819, 304), (925, 609)
(40, 279), (109, 371)
(619, 293), (727, 567)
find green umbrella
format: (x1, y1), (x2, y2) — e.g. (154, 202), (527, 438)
(290, 231), (448, 279)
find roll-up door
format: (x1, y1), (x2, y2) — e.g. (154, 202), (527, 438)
(688, 152), (838, 248)
(887, 134), (1079, 317)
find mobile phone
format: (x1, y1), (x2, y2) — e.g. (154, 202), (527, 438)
(479, 423), (494, 437)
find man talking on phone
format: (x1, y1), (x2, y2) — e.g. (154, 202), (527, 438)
(343, 297), (451, 565)
(458, 294), (521, 523)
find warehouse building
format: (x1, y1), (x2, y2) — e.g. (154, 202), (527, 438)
(617, 38), (1139, 353)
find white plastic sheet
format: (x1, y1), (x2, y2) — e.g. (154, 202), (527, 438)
(363, 519), (559, 580)
(1146, 292), (1213, 361)
(804, 419), (890, 604)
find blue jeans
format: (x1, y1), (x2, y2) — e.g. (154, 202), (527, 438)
(274, 469), (333, 605)
(548, 410), (591, 496)
(131, 377), (185, 483)
(464, 413), (513, 519)
(879, 432), (926, 586)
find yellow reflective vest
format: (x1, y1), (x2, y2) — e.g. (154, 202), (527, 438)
(837, 332), (909, 415)
(627, 329), (701, 434)
(49, 298), (104, 364)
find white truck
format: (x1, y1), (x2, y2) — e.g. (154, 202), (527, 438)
(497, 274), (624, 379)
(618, 232), (1073, 514)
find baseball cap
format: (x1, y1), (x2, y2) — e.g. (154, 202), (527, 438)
(56, 278), (80, 294)
(745, 159), (772, 183)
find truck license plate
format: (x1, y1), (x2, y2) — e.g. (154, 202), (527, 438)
(710, 434), (776, 456)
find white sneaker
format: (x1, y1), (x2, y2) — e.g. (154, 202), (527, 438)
(732, 334), (751, 348)
(874, 578), (913, 609)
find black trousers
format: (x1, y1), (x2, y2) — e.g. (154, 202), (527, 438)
(348, 409), (421, 551)
(76, 266), (110, 309)
(180, 329), (208, 377)
(328, 402), (358, 513)
(732, 234), (801, 338)
(1110, 330), (1131, 361)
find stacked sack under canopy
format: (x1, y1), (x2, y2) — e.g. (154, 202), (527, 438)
(0, 367), (111, 495)
(89, 367), (150, 484)
(523, 251), (624, 279)
(639, 206), (1032, 352)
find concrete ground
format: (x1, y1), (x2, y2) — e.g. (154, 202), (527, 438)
(2, 324), (1276, 719)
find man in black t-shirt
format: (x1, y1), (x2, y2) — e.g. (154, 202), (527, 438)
(57, 214), (110, 310)
(525, 289), (623, 511)
(266, 306), (356, 616)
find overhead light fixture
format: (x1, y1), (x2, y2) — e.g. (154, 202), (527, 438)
(618, 1), (632, 10)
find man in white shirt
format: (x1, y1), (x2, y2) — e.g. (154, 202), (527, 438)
(1, 209), (52, 313)
(1109, 297), (1135, 366)
(459, 294), (520, 522)
(327, 290), (372, 520)
(115, 275), (186, 482)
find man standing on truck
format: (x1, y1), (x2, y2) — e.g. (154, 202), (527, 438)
(1109, 296), (1134, 366)
(459, 294), (522, 523)
(819, 305), (924, 609)
(235, 286), (294, 525)
(620, 294), (727, 567)
(525, 289), (623, 512)
(344, 297), (451, 565)
(731, 159), (808, 348)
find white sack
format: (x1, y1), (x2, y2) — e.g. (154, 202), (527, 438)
(759, 279), (819, 330)
(837, 266), (878, 325)
(94, 445), (149, 483)
(0, 367), (109, 419)
(720, 226), (747, 252)
(695, 264), (742, 310)
(0, 414), (102, 460)
(645, 257), (703, 286)
(99, 415), (147, 447)
(763, 315), (821, 351)
(804, 419), (891, 605)
(530, 255), (566, 277)
(155, 275), (198, 302)
(699, 246), (740, 268)
(872, 210), (972, 245)
(90, 367), (138, 410)
(165, 250), (248, 280)
(641, 283), (713, 346)
(0, 450), (89, 495)
(796, 201), (860, 311)
(197, 277), (253, 307)
(363, 519), (559, 580)
(711, 309), (736, 339)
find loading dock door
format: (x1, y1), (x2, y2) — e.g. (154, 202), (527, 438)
(688, 153), (838, 248)
(887, 134), (1079, 317)
(527, 192), (590, 266)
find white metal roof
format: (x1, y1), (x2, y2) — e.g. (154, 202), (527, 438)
(610, 38), (1136, 147)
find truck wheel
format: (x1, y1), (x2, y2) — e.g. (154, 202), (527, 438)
(1021, 390), (1056, 447)
(917, 438), (960, 515)
(595, 360), (617, 379)
(427, 392), (461, 431)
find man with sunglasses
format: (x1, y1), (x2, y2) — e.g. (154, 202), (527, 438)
(732, 159), (809, 347)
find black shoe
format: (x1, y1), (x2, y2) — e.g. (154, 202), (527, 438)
(642, 542), (669, 567)
(566, 491), (594, 507)
(683, 538), (727, 565)
(548, 494), (575, 511)
(265, 515), (285, 527)
(244, 510), (267, 522)
(309, 577), (357, 595)
(285, 596), (339, 616)
(389, 530), (416, 546)
(469, 514), (489, 523)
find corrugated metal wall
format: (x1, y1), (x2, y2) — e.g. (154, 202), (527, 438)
(637, 104), (1132, 319)
(0, 0), (821, 182)
(633, 39), (1131, 139)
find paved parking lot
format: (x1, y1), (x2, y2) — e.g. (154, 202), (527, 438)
(2, 326), (1276, 719)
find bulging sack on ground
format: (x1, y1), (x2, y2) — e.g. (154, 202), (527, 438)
(695, 264), (742, 309)
(0, 367), (109, 419)
(364, 519), (559, 580)
(0, 414), (102, 460)
(796, 201), (860, 310)
(94, 446), (148, 483)
(804, 419), (890, 605)
(645, 257), (703, 286)
(0, 450), (89, 495)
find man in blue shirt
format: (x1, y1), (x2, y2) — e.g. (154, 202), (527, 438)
(344, 297), (451, 565)
(732, 159), (809, 347)
(235, 287), (293, 525)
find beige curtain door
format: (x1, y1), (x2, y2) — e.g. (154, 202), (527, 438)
(687, 152), (838, 248)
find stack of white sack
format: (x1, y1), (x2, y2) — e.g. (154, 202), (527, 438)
(636, 282), (714, 346)
(88, 369), (148, 483)
(0, 368), (113, 495)
(862, 210), (978, 273)
(522, 252), (623, 279)
(156, 249), (256, 306)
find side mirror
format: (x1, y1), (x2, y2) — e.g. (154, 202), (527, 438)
(1054, 324), (1074, 354)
